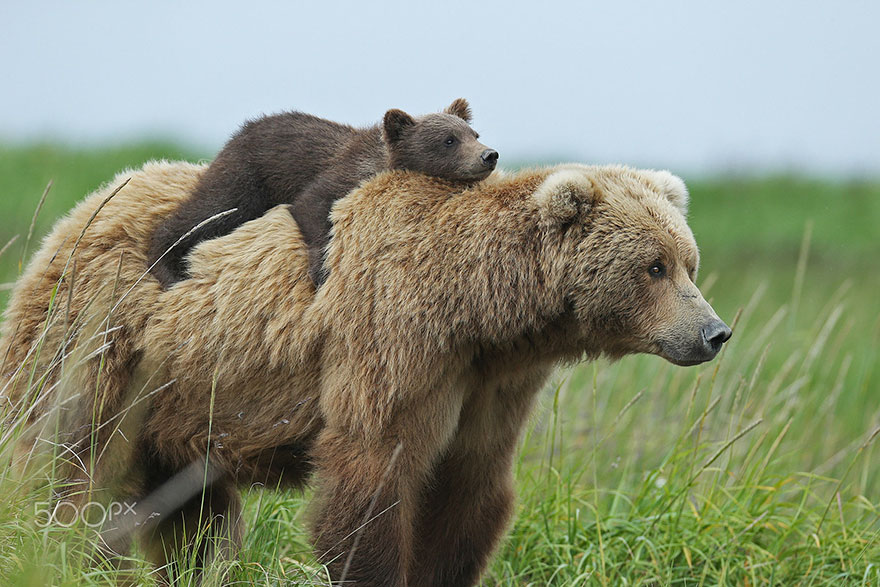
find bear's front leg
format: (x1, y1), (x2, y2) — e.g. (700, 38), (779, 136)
(310, 398), (462, 587)
(310, 430), (413, 586)
(410, 373), (546, 586)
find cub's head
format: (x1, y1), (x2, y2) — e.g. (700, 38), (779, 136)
(383, 98), (498, 182)
(534, 165), (731, 366)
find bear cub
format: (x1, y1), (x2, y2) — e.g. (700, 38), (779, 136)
(148, 98), (498, 287)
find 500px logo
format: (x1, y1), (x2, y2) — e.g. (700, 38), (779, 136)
(34, 501), (137, 528)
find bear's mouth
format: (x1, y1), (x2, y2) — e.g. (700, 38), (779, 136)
(656, 340), (722, 367)
(665, 356), (711, 367)
(446, 168), (495, 184)
(467, 168), (495, 180)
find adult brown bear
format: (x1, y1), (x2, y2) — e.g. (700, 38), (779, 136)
(1, 161), (730, 586)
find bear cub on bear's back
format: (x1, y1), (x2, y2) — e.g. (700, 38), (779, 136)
(148, 98), (498, 287)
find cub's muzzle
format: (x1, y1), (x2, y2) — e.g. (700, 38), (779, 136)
(481, 149), (499, 168)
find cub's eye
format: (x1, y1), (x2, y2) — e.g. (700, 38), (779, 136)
(444, 136), (456, 146)
(648, 262), (666, 278)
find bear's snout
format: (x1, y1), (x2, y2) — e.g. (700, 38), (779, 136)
(656, 305), (732, 366)
(481, 149), (499, 168)
(668, 316), (731, 365)
(701, 318), (732, 355)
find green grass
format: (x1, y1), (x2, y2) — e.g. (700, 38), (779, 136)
(0, 142), (205, 307)
(1, 142), (878, 584)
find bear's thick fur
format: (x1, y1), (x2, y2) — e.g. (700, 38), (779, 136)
(147, 98), (498, 288)
(1, 161), (730, 586)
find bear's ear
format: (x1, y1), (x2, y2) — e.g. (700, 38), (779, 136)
(383, 109), (416, 143)
(533, 169), (593, 225)
(647, 170), (689, 216)
(444, 98), (472, 122)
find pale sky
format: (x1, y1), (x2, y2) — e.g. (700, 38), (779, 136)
(2, 0), (878, 175)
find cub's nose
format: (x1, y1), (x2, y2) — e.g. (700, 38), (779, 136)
(702, 319), (732, 354)
(481, 149), (499, 167)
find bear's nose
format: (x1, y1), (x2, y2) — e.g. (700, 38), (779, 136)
(481, 149), (499, 167)
(701, 319), (732, 353)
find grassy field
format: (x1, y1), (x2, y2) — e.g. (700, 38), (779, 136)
(0, 143), (878, 585)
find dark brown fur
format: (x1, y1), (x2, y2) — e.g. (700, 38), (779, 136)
(147, 98), (497, 287)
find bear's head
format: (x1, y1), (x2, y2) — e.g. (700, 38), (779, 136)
(383, 98), (498, 182)
(534, 165), (731, 366)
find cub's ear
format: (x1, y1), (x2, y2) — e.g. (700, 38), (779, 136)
(533, 169), (593, 225)
(383, 109), (416, 143)
(647, 169), (689, 216)
(444, 98), (472, 122)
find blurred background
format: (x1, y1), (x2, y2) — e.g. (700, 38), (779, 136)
(3, 0), (877, 320)
(2, 1), (878, 175)
(1, 2), (879, 583)
(1, 2), (877, 426)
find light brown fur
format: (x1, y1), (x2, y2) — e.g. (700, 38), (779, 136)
(1, 162), (203, 504)
(1, 160), (728, 586)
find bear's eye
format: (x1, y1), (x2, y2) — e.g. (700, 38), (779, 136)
(648, 262), (666, 278)
(444, 136), (456, 146)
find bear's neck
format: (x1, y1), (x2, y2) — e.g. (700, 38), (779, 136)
(358, 124), (391, 170)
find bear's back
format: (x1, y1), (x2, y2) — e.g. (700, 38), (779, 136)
(210, 112), (363, 201)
